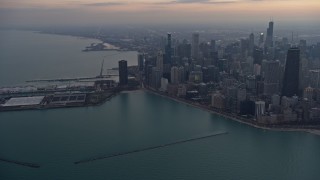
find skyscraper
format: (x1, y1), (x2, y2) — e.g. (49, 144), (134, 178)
(282, 48), (300, 97)
(138, 53), (144, 72)
(165, 33), (172, 64)
(261, 60), (281, 95)
(156, 51), (164, 75)
(118, 60), (128, 86)
(171, 66), (179, 84)
(192, 33), (200, 60)
(266, 21), (274, 48)
(253, 48), (263, 65)
(249, 33), (254, 55)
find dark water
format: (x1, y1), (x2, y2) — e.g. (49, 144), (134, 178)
(0, 91), (319, 180)
(0, 31), (320, 180)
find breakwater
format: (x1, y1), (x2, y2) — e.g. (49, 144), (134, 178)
(75, 132), (228, 164)
(0, 158), (40, 168)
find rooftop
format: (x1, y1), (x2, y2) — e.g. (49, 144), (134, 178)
(2, 96), (45, 107)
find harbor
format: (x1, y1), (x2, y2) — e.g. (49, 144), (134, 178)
(0, 78), (122, 112)
(0, 58), (140, 112)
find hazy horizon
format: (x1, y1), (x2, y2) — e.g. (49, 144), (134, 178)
(1, 0), (319, 27)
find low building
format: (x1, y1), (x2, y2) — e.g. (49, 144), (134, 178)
(49, 94), (86, 105)
(1, 96), (45, 107)
(212, 92), (225, 110)
(177, 85), (187, 97)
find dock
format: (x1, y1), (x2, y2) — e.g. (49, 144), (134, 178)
(74, 132), (228, 164)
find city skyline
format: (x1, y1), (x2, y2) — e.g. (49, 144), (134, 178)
(1, 0), (319, 27)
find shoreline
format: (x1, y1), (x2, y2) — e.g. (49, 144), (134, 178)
(35, 31), (130, 52)
(143, 89), (320, 137)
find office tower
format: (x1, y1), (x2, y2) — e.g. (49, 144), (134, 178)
(138, 53), (144, 72)
(282, 48), (300, 97)
(191, 33), (200, 60)
(259, 33), (264, 46)
(253, 48), (263, 65)
(118, 60), (128, 86)
(178, 66), (185, 84)
(171, 66), (179, 84)
(156, 51), (164, 75)
(266, 21), (274, 48)
(261, 60), (281, 96)
(177, 42), (191, 59)
(165, 33), (172, 64)
(152, 67), (161, 89)
(208, 65), (219, 82)
(309, 70), (320, 88)
(299, 39), (307, 55)
(210, 40), (216, 52)
(255, 101), (265, 118)
(249, 33), (254, 55)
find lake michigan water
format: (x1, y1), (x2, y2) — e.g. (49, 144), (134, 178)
(0, 30), (320, 180)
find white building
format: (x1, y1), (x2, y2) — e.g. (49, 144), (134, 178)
(255, 101), (265, 119)
(160, 78), (169, 92)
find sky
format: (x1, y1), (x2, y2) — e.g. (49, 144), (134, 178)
(0, 0), (319, 27)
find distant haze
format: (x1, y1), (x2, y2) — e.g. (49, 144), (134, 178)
(0, 0), (319, 27)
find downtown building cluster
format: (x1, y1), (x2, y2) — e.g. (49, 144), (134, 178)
(134, 21), (320, 125)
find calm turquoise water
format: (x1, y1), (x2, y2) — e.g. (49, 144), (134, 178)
(0, 31), (320, 180)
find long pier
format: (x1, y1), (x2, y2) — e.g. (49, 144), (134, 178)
(74, 132), (228, 164)
(0, 158), (40, 168)
(26, 75), (118, 83)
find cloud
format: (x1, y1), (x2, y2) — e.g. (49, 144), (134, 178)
(159, 0), (238, 5)
(83, 2), (126, 7)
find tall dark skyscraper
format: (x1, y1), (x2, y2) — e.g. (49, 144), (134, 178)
(253, 48), (263, 65)
(138, 53), (144, 72)
(282, 48), (300, 97)
(192, 33), (200, 60)
(266, 21), (274, 48)
(165, 33), (172, 64)
(118, 60), (128, 86)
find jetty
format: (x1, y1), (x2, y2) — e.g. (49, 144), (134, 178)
(0, 158), (40, 168)
(74, 132), (228, 164)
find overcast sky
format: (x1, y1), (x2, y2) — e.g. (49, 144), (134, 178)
(0, 0), (319, 27)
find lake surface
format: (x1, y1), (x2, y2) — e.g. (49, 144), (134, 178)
(0, 30), (137, 86)
(0, 30), (320, 180)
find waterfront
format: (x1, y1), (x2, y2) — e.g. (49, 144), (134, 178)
(1, 91), (320, 180)
(1, 30), (320, 180)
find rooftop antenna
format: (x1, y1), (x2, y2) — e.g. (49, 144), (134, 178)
(99, 59), (104, 77)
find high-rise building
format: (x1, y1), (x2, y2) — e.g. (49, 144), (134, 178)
(165, 33), (172, 64)
(210, 40), (216, 53)
(261, 60), (281, 96)
(249, 33), (254, 55)
(118, 60), (128, 86)
(156, 51), (164, 75)
(152, 67), (161, 89)
(255, 101), (265, 118)
(191, 33), (200, 60)
(138, 53), (144, 72)
(282, 48), (300, 97)
(171, 66), (179, 84)
(309, 70), (320, 88)
(259, 33), (264, 46)
(266, 21), (274, 48)
(253, 48), (263, 65)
